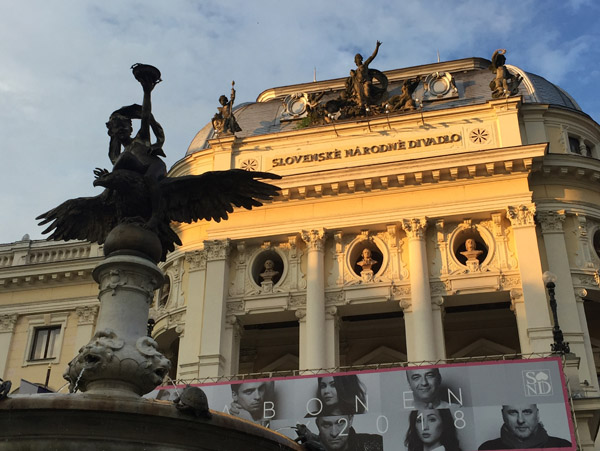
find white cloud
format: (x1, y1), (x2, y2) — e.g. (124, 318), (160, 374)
(1, 0), (599, 242)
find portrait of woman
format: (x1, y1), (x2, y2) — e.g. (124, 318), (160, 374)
(404, 409), (461, 451)
(313, 375), (367, 415)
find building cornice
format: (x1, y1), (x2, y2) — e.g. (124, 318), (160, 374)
(272, 143), (546, 199)
(0, 257), (100, 289)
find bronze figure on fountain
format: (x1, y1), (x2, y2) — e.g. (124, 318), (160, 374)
(37, 64), (281, 398)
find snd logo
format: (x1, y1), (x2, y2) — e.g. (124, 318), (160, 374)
(522, 369), (553, 396)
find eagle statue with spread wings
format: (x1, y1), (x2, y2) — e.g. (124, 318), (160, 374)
(37, 64), (280, 262)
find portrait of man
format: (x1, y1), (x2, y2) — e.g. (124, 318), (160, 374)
(229, 381), (272, 427)
(405, 368), (452, 409)
(478, 404), (572, 449)
(315, 415), (383, 451)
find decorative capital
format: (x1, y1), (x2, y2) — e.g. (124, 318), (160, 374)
(491, 213), (505, 236)
(185, 250), (207, 271)
(295, 308), (306, 321)
(399, 299), (412, 312)
(385, 224), (398, 248)
(537, 210), (565, 233)
(401, 218), (428, 240)
(431, 296), (444, 308)
(574, 287), (588, 302)
(575, 214), (588, 238)
(282, 235), (299, 259)
(301, 229), (326, 251)
(507, 204), (536, 227)
(236, 241), (246, 264)
(76, 305), (99, 326)
(226, 300), (245, 316)
(325, 306), (338, 319)
(509, 289), (524, 314)
(0, 314), (17, 333)
(204, 239), (231, 261)
(334, 231), (344, 254)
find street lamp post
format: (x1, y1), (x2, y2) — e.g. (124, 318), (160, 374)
(542, 271), (571, 355)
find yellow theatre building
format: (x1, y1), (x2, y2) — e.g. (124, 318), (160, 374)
(1, 53), (600, 447)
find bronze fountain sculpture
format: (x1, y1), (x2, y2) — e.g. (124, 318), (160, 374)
(37, 64), (281, 397)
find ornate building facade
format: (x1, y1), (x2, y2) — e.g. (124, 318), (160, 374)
(1, 55), (600, 447)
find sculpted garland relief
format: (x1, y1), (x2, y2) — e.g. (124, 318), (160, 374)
(99, 268), (157, 302)
(574, 214), (596, 269)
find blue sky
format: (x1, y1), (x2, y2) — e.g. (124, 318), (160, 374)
(1, 0), (599, 243)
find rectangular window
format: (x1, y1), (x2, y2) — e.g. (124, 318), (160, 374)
(29, 326), (61, 360)
(569, 136), (581, 154)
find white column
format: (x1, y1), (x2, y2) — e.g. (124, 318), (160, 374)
(507, 205), (553, 353)
(431, 296), (446, 359)
(301, 229), (327, 370)
(402, 218), (437, 362)
(197, 239), (231, 377)
(177, 250), (207, 379)
(538, 210), (595, 383)
(74, 305), (99, 352)
(296, 308), (307, 369)
(0, 314), (17, 379)
(574, 289), (598, 390)
(400, 299), (415, 359)
(510, 289), (530, 354)
(222, 315), (243, 376)
(325, 306), (340, 368)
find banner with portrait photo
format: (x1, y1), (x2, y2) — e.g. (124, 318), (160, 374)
(147, 357), (575, 450)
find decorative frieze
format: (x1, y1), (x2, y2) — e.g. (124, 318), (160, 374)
(500, 274), (521, 290)
(288, 295), (306, 309)
(572, 273), (598, 289)
(226, 300), (244, 316)
(430, 280), (450, 296)
(98, 268), (158, 301)
(325, 291), (345, 305)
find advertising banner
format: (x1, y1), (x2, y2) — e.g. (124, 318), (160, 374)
(148, 357), (575, 450)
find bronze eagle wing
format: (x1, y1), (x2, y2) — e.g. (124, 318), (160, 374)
(161, 169), (281, 224)
(36, 190), (118, 244)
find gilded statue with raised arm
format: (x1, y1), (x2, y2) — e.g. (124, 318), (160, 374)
(212, 81), (242, 135)
(489, 49), (522, 98)
(348, 40), (388, 107)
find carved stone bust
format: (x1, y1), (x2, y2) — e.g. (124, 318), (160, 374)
(460, 239), (484, 271)
(260, 259), (279, 282)
(357, 248), (378, 282)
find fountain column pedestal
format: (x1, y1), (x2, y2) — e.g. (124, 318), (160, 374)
(64, 252), (171, 398)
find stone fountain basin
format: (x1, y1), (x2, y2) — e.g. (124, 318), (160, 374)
(0, 393), (302, 451)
